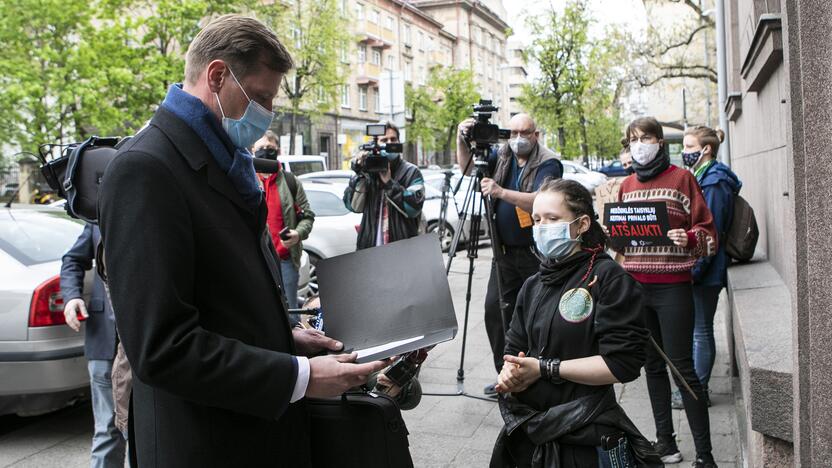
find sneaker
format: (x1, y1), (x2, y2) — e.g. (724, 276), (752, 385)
(671, 389), (684, 409)
(652, 435), (682, 464)
(483, 383), (497, 396)
(691, 457), (718, 467)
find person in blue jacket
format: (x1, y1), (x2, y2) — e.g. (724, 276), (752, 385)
(673, 125), (741, 408)
(60, 223), (127, 467)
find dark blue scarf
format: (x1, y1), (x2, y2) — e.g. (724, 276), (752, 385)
(161, 84), (262, 211)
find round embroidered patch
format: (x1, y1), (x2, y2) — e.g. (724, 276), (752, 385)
(559, 288), (594, 323)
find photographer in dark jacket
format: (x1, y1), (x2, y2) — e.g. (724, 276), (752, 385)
(491, 179), (659, 468)
(343, 122), (425, 250)
(456, 113), (563, 395)
(98, 15), (386, 467)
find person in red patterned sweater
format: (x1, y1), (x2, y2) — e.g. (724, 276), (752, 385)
(611, 117), (719, 468)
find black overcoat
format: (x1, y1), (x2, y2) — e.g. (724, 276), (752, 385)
(99, 107), (310, 467)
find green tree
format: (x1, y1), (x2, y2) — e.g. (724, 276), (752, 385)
(256, 0), (350, 154)
(405, 67), (479, 166)
(0, 0), (96, 154)
(520, 0), (627, 162)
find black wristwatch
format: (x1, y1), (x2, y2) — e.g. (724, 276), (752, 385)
(539, 358), (565, 384)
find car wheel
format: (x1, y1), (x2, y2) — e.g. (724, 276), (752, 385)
(306, 252), (322, 297)
(427, 221), (455, 252)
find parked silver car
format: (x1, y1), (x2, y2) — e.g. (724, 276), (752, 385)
(0, 206), (91, 416)
(300, 181), (362, 295)
(562, 160), (608, 193)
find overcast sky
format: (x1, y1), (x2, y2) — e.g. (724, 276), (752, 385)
(506, 0), (646, 41)
(505, 0), (648, 78)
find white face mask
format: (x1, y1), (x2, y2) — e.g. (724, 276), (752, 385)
(630, 141), (660, 165)
(509, 136), (533, 156)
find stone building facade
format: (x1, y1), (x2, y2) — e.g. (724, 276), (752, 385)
(721, 0), (832, 465)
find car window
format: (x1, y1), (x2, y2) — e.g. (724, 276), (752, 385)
(288, 161), (325, 176)
(0, 210), (85, 266)
(305, 190), (350, 216)
(610, 161), (621, 168)
(563, 164), (578, 174)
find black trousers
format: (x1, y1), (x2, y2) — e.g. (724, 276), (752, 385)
(485, 246), (540, 373)
(641, 282), (712, 456)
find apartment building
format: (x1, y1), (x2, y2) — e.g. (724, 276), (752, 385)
(412, 0), (511, 125)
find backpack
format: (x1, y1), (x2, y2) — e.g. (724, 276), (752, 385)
(724, 194), (759, 262)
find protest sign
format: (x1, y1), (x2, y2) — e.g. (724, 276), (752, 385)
(604, 201), (674, 250)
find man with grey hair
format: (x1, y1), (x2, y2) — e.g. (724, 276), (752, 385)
(99, 15), (386, 466)
(456, 113), (563, 395)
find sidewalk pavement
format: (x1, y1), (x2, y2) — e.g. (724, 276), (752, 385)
(404, 248), (742, 467)
(0, 247), (741, 467)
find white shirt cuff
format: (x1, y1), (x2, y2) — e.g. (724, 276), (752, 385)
(290, 356), (310, 403)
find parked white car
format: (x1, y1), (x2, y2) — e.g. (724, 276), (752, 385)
(278, 155), (327, 176)
(561, 160), (608, 193)
(300, 180), (362, 295)
(0, 206), (91, 416)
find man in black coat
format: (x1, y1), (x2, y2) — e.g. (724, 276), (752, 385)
(98, 15), (386, 467)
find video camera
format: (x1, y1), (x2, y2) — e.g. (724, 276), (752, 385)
(354, 124), (403, 174)
(465, 99), (511, 149)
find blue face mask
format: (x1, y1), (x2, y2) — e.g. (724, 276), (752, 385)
(532, 217), (582, 260)
(214, 68), (275, 149)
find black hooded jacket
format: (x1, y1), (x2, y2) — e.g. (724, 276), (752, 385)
(491, 252), (660, 467)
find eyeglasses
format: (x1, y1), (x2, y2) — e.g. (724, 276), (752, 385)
(629, 134), (657, 144)
(510, 129), (535, 138)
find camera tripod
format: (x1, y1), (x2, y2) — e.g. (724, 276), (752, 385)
(422, 145), (509, 403)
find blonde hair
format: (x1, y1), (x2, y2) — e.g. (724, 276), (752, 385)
(685, 125), (725, 157)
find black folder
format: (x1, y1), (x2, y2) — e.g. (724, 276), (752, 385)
(316, 234), (458, 363)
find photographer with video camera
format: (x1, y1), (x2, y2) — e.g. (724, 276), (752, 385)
(456, 112), (563, 396)
(343, 121), (425, 250)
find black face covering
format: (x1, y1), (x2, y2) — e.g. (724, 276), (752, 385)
(255, 147), (278, 160)
(631, 146), (670, 182)
(625, 166), (635, 175)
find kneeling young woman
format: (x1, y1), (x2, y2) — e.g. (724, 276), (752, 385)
(490, 179), (661, 468)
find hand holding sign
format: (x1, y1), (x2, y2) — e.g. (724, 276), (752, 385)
(667, 228), (688, 247)
(603, 202), (674, 250)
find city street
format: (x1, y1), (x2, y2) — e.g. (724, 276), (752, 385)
(0, 247), (742, 467)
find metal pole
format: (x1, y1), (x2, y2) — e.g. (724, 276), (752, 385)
(716, 0), (731, 165)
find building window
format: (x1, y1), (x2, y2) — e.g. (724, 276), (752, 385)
(317, 86), (326, 103)
(428, 36), (434, 52)
(341, 84), (351, 108)
(354, 3), (364, 20)
(474, 27), (482, 45)
(369, 9), (379, 24)
(339, 0), (347, 15)
(404, 60), (412, 81)
(404, 24), (412, 45)
(374, 89), (381, 113)
(372, 49), (381, 66)
(418, 31), (424, 51)
(357, 44), (366, 63)
(418, 65), (425, 85)
(359, 86), (368, 111)
(340, 44), (349, 63)
(386, 54), (394, 70)
(385, 16), (394, 31)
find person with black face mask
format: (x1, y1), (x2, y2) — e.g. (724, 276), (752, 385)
(254, 130), (315, 308)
